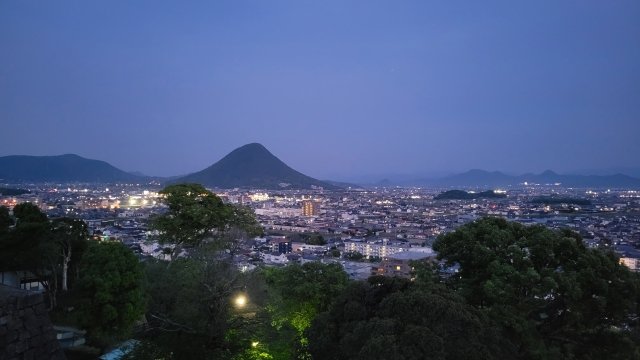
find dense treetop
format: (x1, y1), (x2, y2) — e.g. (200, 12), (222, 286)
(0, 187), (30, 196)
(531, 197), (592, 205)
(433, 217), (640, 359)
(434, 189), (507, 200)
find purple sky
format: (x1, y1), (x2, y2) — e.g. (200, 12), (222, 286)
(1, 1), (639, 179)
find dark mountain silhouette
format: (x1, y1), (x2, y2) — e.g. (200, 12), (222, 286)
(323, 180), (362, 189)
(0, 154), (144, 183)
(170, 143), (339, 190)
(404, 169), (640, 188)
(375, 179), (395, 187)
(567, 166), (640, 178)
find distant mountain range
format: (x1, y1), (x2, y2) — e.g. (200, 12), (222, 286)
(1, 149), (639, 189)
(169, 143), (339, 190)
(401, 169), (640, 189)
(567, 167), (640, 178)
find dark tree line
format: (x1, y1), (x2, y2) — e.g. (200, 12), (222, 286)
(0, 203), (88, 309)
(0, 187), (30, 196)
(531, 197), (592, 205)
(0, 203), (146, 353)
(434, 190), (506, 200)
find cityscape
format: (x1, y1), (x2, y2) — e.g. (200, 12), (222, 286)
(1, 1), (640, 360)
(3, 175), (640, 280)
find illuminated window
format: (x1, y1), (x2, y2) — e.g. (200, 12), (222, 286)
(396, 266), (401, 270)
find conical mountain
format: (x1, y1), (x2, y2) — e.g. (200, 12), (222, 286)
(170, 143), (338, 190)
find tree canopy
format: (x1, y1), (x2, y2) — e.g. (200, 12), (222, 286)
(433, 217), (640, 360)
(152, 183), (232, 261)
(531, 197), (591, 205)
(75, 241), (147, 350)
(306, 276), (512, 360)
(1, 203), (60, 307)
(434, 190), (506, 200)
(264, 262), (350, 358)
(152, 183), (262, 264)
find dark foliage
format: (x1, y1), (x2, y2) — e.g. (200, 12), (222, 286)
(434, 190), (507, 200)
(306, 276), (513, 360)
(531, 197), (592, 205)
(433, 217), (640, 360)
(0, 187), (30, 195)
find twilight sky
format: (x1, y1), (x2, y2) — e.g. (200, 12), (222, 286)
(1, 1), (639, 180)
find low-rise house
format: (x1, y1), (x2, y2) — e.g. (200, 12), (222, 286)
(266, 252), (288, 264)
(301, 255), (321, 265)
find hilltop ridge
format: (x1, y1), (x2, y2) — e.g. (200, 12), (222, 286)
(0, 154), (143, 183)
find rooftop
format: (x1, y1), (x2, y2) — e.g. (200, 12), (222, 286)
(386, 251), (436, 261)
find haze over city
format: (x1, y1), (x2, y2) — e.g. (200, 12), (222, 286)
(1, 1), (639, 179)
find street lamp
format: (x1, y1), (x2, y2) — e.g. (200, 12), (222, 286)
(235, 295), (246, 307)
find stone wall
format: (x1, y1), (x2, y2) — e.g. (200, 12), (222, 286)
(0, 286), (66, 360)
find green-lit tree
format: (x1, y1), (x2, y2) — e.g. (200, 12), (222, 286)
(123, 253), (270, 360)
(123, 187), (267, 359)
(75, 241), (146, 352)
(264, 262), (349, 358)
(151, 183), (232, 264)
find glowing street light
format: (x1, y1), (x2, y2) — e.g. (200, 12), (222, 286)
(235, 295), (246, 307)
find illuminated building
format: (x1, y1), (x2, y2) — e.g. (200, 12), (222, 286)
(302, 201), (319, 216)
